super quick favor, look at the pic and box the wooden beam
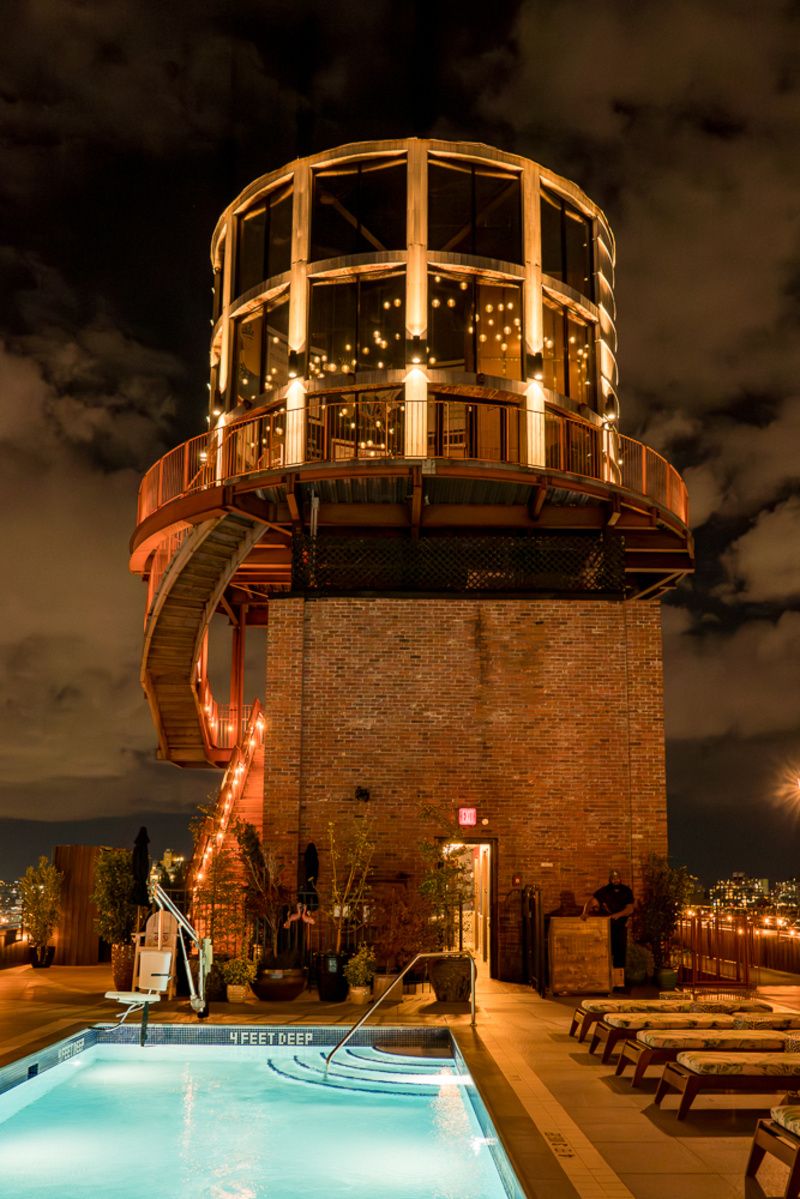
[528,484,548,520]
[410,468,423,536]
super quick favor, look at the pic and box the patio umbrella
[131,826,151,908]
[299,841,319,912]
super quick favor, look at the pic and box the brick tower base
[262,596,667,981]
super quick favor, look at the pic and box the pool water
[0,1042,517,1198]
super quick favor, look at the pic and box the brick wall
[260,596,667,980]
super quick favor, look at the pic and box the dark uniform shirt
[593,882,634,922]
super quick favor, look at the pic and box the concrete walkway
[0,964,795,1199]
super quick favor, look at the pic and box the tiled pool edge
[453,1027,581,1199]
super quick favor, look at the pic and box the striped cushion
[771,1105,800,1137]
[637,1029,786,1051]
[677,1052,800,1076]
[605,1013,737,1030]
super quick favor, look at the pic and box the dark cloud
[0,0,798,883]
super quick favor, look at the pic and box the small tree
[418,805,473,951]
[233,819,291,962]
[633,853,691,970]
[91,849,136,946]
[325,814,375,954]
[190,800,247,956]
[20,857,63,950]
[371,889,436,973]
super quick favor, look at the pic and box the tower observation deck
[130,140,693,980]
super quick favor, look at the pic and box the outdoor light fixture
[407,335,423,365]
[355,786,370,803]
[527,351,544,381]
[287,350,299,379]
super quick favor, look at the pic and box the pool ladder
[325,951,476,1070]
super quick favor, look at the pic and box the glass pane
[359,273,405,370]
[237,206,266,295]
[358,160,406,252]
[540,189,562,281]
[308,280,358,377]
[428,160,472,253]
[263,293,290,393]
[267,186,293,279]
[564,205,593,298]
[311,166,360,261]
[566,312,594,404]
[476,282,523,379]
[212,267,224,323]
[428,272,474,371]
[474,168,521,263]
[234,311,264,404]
[475,403,503,460]
[542,298,565,394]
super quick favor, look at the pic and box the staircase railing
[325,951,476,1070]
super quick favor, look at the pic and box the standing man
[581,869,635,992]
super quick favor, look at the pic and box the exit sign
[458,807,477,827]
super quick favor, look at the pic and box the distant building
[771,878,800,914]
[0,880,21,927]
[710,872,770,912]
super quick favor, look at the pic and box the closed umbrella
[300,842,319,912]
[131,826,151,914]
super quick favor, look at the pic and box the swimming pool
[0,1026,524,1198]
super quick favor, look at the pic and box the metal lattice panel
[292,533,625,595]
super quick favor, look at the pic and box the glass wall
[542,296,595,405]
[232,292,290,405]
[235,183,293,296]
[305,389,405,461]
[310,158,407,261]
[308,271,405,378]
[428,158,522,263]
[427,272,523,379]
[540,187,594,299]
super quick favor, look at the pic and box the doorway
[443,840,494,977]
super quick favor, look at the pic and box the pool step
[265,1049,457,1096]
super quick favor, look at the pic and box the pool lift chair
[104,883,213,1045]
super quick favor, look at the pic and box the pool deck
[2,964,798,1199]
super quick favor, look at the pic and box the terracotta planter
[111,943,135,991]
[251,968,307,1002]
[373,972,402,1005]
[225,983,249,1003]
[348,984,372,1005]
[429,956,472,1003]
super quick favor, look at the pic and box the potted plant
[318,815,375,1002]
[19,856,63,968]
[232,820,307,1001]
[221,955,256,1003]
[371,889,436,1005]
[190,801,248,958]
[343,944,376,1005]
[418,808,474,1002]
[633,854,690,991]
[91,848,137,989]
[624,941,653,988]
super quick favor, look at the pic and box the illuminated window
[236,183,293,296]
[232,292,290,405]
[540,188,594,299]
[429,159,522,263]
[542,296,595,405]
[308,272,405,377]
[310,159,407,261]
[427,272,523,380]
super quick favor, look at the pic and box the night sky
[1,1,798,884]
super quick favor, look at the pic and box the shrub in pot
[632,854,690,984]
[624,941,653,988]
[418,806,474,1002]
[371,889,436,1005]
[221,956,256,1003]
[344,944,376,1005]
[91,848,137,990]
[20,856,63,968]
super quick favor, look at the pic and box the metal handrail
[325,950,476,1070]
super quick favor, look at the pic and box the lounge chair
[654,1052,800,1120]
[746,1106,800,1199]
[568,998,771,1042]
[590,1012,743,1063]
[616,1027,794,1088]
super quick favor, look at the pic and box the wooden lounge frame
[746,1117,800,1199]
[589,1019,640,1062]
[617,1035,789,1089]
[654,1061,800,1121]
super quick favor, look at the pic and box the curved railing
[137,396,688,528]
